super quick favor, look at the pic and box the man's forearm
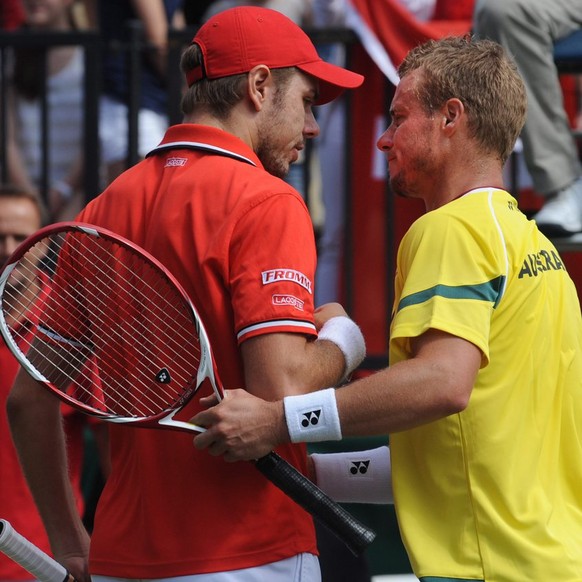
[6,370,89,560]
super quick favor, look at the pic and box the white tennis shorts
[91,552,321,581]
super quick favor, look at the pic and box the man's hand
[60,555,91,582]
[313,302,348,331]
[52,528,91,582]
[191,390,287,461]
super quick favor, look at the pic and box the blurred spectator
[0,184,108,581]
[97,0,185,184]
[202,0,312,24]
[5,0,88,221]
[474,0,582,237]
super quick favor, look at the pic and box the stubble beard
[256,140,289,179]
[256,111,291,179]
[390,146,434,199]
[390,171,414,199]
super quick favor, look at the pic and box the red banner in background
[347,0,472,73]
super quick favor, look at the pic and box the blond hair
[399,36,527,164]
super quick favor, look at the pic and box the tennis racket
[0,519,74,582]
[0,222,376,556]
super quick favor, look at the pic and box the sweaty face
[0,198,41,268]
[377,70,443,201]
[256,71,319,179]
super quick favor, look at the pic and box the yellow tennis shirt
[389,188,582,581]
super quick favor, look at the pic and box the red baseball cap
[186,6,364,104]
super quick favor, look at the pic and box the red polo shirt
[78,124,319,577]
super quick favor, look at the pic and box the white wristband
[283,388,342,443]
[317,316,366,380]
[311,446,393,504]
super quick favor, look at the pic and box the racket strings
[60,231,201,415]
[62,238,197,376]
[16,235,200,412]
[5,245,184,417]
[78,236,203,398]
[2,230,204,418]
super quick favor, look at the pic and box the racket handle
[254,452,376,555]
[0,520,74,582]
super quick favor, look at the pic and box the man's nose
[304,111,320,139]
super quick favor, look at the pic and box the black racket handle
[254,452,376,555]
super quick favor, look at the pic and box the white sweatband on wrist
[311,446,393,504]
[283,388,342,443]
[317,316,366,380]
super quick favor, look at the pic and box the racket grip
[254,452,376,556]
[0,519,74,582]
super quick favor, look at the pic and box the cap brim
[298,61,364,105]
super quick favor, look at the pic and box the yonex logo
[350,460,370,475]
[156,368,171,383]
[300,409,321,428]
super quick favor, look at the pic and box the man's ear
[442,98,464,129]
[247,64,273,112]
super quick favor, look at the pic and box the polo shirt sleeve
[229,192,318,343]
[390,211,506,367]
